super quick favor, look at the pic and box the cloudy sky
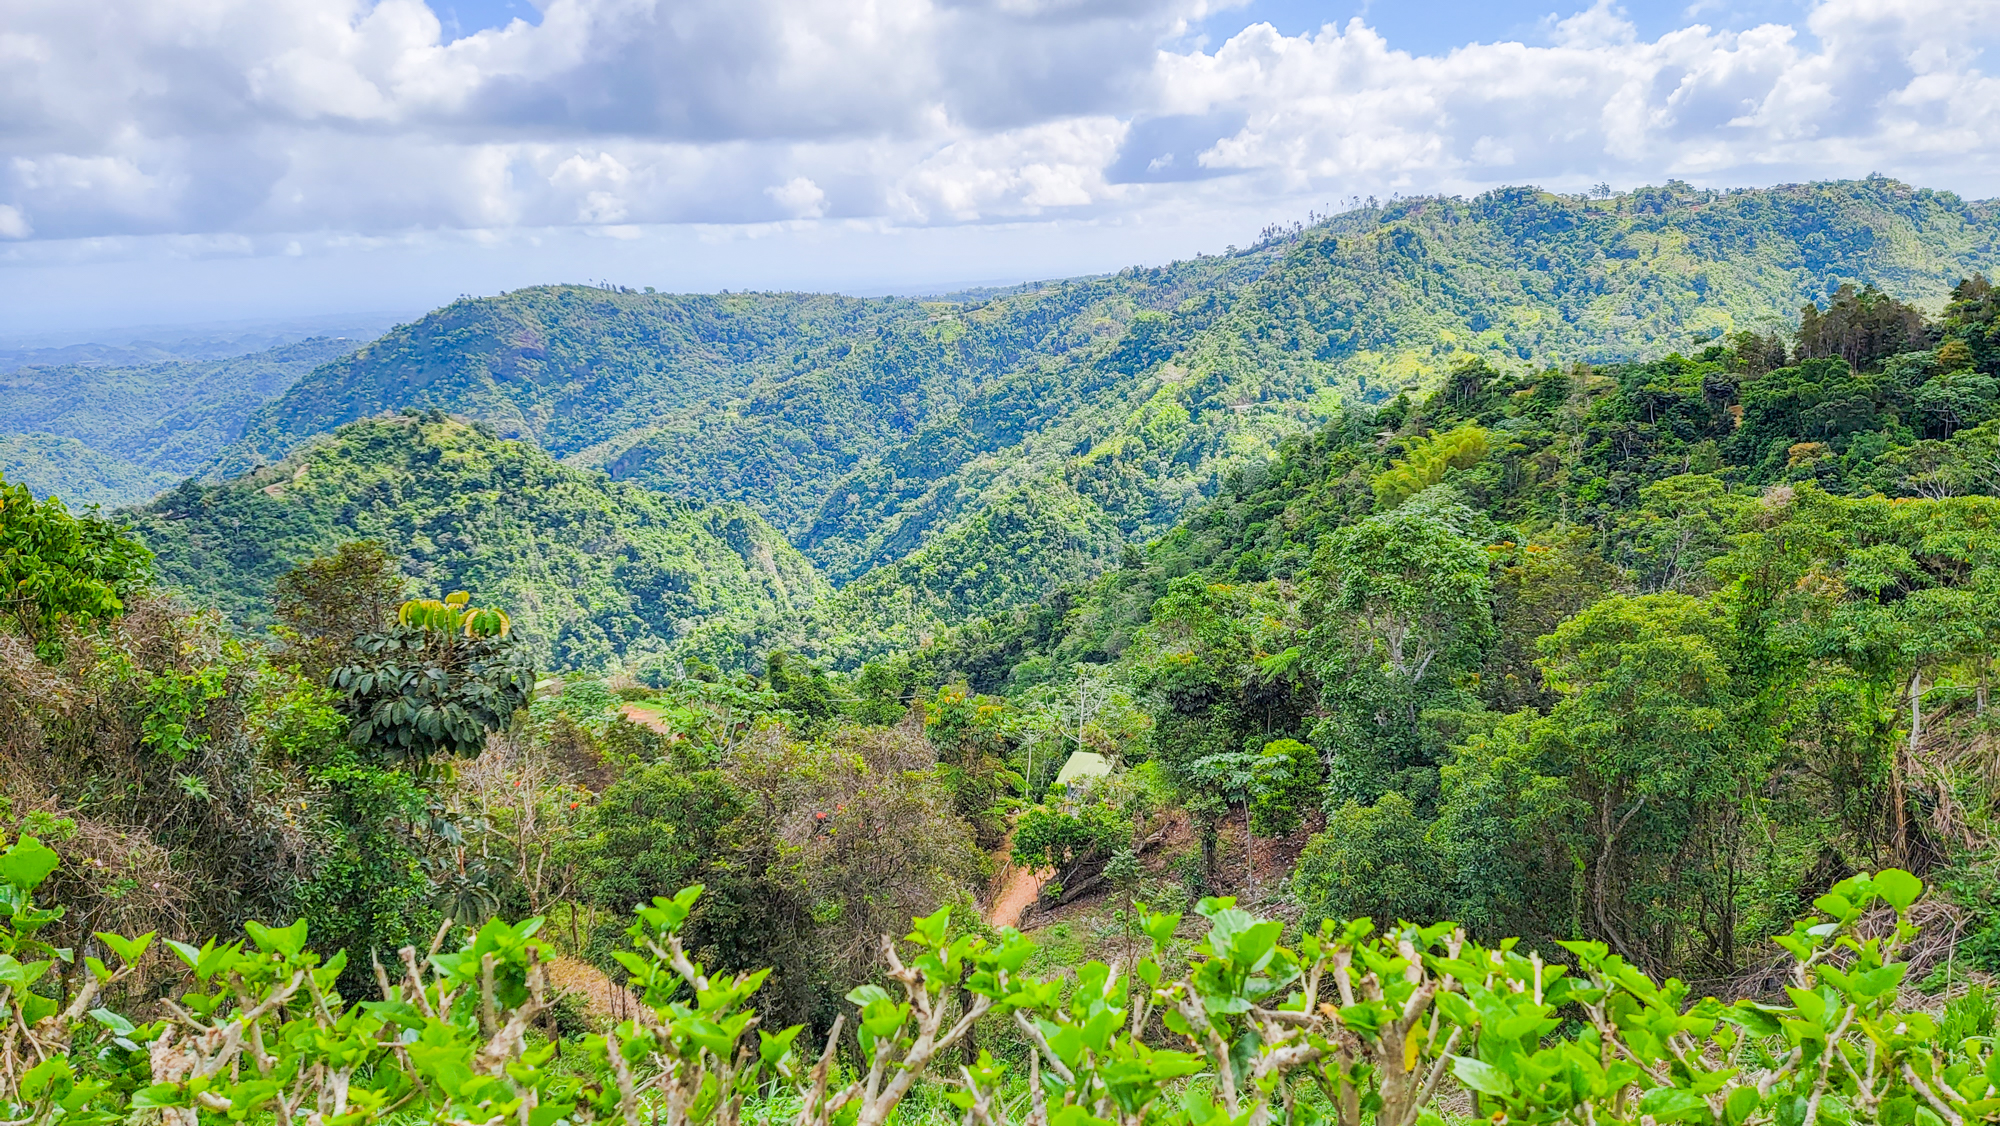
[3,0,1997,337]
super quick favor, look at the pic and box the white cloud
[1549,0,1637,49]
[1154,0,2000,195]
[767,177,828,219]
[0,0,1995,247]
[891,118,1128,221]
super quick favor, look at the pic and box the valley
[4,177,2000,1126]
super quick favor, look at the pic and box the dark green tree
[271,540,407,681]
[330,593,536,773]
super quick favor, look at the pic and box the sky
[2,0,1996,340]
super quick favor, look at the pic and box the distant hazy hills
[11,178,1999,668]
[0,312,406,374]
[0,338,364,507]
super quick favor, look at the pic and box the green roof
[1054,751,1112,786]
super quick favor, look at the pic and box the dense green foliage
[1,825,1993,1126]
[8,180,2000,1118]
[0,338,356,506]
[331,593,536,770]
[0,481,151,659]
[130,413,828,669]
[197,183,2000,656]
[0,500,999,1027]
[864,274,2000,980]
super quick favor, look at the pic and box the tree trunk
[1242,802,1259,895]
[1897,672,1919,863]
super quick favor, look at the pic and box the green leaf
[1874,869,1922,912]
[846,984,892,1007]
[907,906,951,947]
[95,931,155,966]
[1851,963,1908,999]
[759,1024,804,1066]
[244,919,308,958]
[1450,1055,1512,1097]
[1640,1087,1712,1124]
[89,1007,136,1036]
[0,836,61,892]
[19,1056,72,1102]
[164,939,202,970]
[131,1083,188,1110]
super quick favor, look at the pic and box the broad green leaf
[1640,1087,1712,1124]
[1450,1055,1512,1097]
[0,836,61,892]
[1874,869,1922,912]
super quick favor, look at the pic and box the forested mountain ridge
[222,258,1273,542]
[11,185,2000,1110]
[213,182,2000,622]
[816,180,2000,589]
[135,412,826,668]
[903,269,2000,699]
[707,182,1994,665]
[69,179,1987,675]
[0,336,361,506]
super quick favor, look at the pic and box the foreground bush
[0,830,1989,1126]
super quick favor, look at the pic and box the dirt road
[986,862,1044,929]
[620,703,670,733]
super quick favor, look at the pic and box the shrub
[0,831,1982,1126]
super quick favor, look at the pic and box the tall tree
[271,540,407,681]
[1305,489,1495,807]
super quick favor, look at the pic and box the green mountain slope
[0,337,360,506]
[824,180,2000,576]
[901,269,2000,698]
[224,266,1267,541]
[744,181,1995,659]
[769,476,1124,666]
[132,413,827,668]
[66,179,2000,668]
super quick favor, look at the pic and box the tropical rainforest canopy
[3,178,2000,1126]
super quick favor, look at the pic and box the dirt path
[546,955,642,1024]
[986,861,1045,929]
[620,702,670,734]
[984,821,1049,929]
